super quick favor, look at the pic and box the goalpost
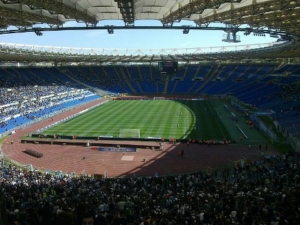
[119,129,140,138]
[153,97,165,100]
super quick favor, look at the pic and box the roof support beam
[115,0,134,25]
[18,0,97,24]
[162,0,242,24]
[0,3,62,26]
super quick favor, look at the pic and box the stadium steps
[213,64,226,79]
[6,68,33,84]
[226,65,239,79]
[155,81,159,93]
[273,64,300,74]
[187,65,214,93]
[150,65,153,81]
[214,65,242,92]
[41,67,66,84]
[192,64,202,80]
[237,83,269,102]
[119,67,137,94]
[291,65,300,74]
[137,66,143,80]
[182,64,190,80]
[213,65,250,94]
[163,75,170,94]
[135,81,144,93]
[201,66,229,94]
[100,66,126,92]
[236,65,252,80]
[100,66,110,79]
[222,66,275,95]
[113,66,123,80]
[112,66,133,93]
[171,80,178,93]
[88,67,102,81]
[24,68,48,84]
[193,64,220,94]
[125,66,134,81]
[57,68,107,96]
[243,65,269,83]
[217,65,235,82]
[13,68,40,85]
[187,80,200,94]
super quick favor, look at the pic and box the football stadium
[0,0,300,224]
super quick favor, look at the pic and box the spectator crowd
[0,83,98,134]
[0,150,299,225]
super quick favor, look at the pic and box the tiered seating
[258,99,286,110]
[170,65,208,94]
[1,64,300,138]
[202,65,246,95]
[65,67,97,87]
[265,75,300,138]
[178,65,212,94]
[119,66,140,94]
[102,66,132,93]
[1,150,300,225]
[273,64,300,74]
[0,67,101,135]
[138,65,156,93]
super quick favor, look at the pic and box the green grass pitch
[41,99,232,140]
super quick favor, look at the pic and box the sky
[0,20,277,51]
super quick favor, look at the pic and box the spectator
[0,150,299,224]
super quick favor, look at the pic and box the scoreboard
[158,61,178,75]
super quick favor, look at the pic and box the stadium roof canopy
[0,0,300,63]
[0,0,300,32]
[0,0,298,33]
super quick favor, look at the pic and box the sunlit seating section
[0,67,101,134]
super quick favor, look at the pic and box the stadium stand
[1,64,299,140]
[0,67,101,136]
[0,33,300,225]
[1,151,300,224]
[1,1,300,224]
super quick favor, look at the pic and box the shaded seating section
[237,77,299,139]
[209,65,275,103]
[201,65,251,95]
[272,63,300,74]
[262,81,300,139]
[119,66,147,94]
[55,64,280,97]
[174,65,211,94]
[65,66,129,94]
